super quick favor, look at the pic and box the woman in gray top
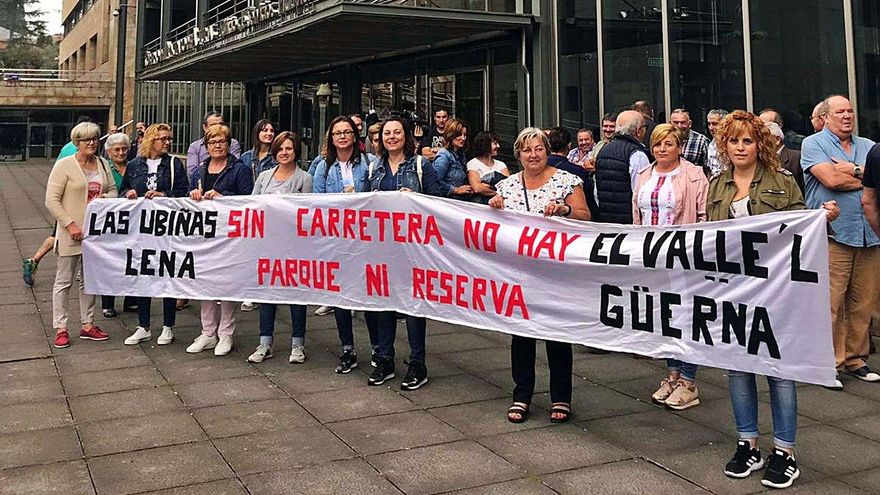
[248,131,314,364]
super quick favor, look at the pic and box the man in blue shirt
[801,95,880,388]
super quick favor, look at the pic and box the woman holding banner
[709,111,838,489]
[186,123,253,356]
[120,123,189,347]
[488,127,590,423]
[366,117,445,390]
[632,123,709,411]
[245,131,314,365]
[45,121,117,348]
[311,116,379,374]
[432,118,474,201]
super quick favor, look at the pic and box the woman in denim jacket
[239,119,277,183]
[311,116,380,374]
[366,117,445,391]
[432,118,474,200]
[120,123,189,347]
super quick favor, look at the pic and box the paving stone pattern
[1,162,879,494]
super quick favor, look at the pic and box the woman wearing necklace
[489,127,590,424]
[186,123,253,357]
[366,117,446,391]
[45,121,117,348]
[708,111,839,490]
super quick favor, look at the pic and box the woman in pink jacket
[632,123,709,411]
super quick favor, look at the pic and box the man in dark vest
[593,110,650,224]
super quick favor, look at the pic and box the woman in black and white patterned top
[489,127,590,425]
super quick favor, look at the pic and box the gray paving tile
[54,347,152,375]
[79,410,207,457]
[531,382,655,421]
[214,427,354,474]
[0,375,64,405]
[0,459,94,495]
[62,365,166,397]
[174,375,285,408]
[368,440,523,495]
[796,425,880,476]
[608,373,729,404]
[156,356,259,385]
[443,347,514,373]
[783,386,880,422]
[571,354,662,383]
[837,375,880,403]
[0,399,72,434]
[69,386,184,423]
[269,367,366,396]
[582,409,728,457]
[0,426,82,470]
[482,367,591,395]
[329,410,465,455]
[241,458,401,495]
[428,332,500,354]
[753,479,870,494]
[88,442,233,495]
[839,467,880,494]
[0,358,57,382]
[401,374,506,408]
[192,398,319,438]
[429,398,549,437]
[836,414,880,444]
[442,478,557,495]
[298,385,417,423]
[0,339,50,361]
[542,459,709,494]
[479,423,631,474]
[138,479,248,495]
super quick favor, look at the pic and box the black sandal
[507,402,530,423]
[550,402,571,423]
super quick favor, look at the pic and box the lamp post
[114,2,131,127]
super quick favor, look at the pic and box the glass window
[668,0,746,135]
[750,0,847,141]
[854,0,880,141]
[602,0,665,120]
[557,0,600,134]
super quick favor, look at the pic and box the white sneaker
[156,326,174,345]
[247,343,273,363]
[124,326,151,345]
[351,310,357,318]
[314,305,332,316]
[240,301,257,312]
[186,334,218,353]
[289,345,306,363]
[214,336,233,356]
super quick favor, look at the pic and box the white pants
[52,255,96,329]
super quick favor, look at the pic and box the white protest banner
[82,192,835,385]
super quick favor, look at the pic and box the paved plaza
[1,161,879,495]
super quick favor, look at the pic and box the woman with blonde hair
[710,110,839,489]
[121,123,189,347]
[45,121,117,348]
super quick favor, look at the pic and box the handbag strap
[520,172,531,212]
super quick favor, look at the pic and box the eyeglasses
[332,130,355,138]
[78,137,98,144]
[156,136,173,142]
[206,139,228,147]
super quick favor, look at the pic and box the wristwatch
[854,164,864,178]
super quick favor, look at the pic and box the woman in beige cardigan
[45,122,117,348]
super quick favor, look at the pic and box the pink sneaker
[80,326,110,341]
[54,330,70,348]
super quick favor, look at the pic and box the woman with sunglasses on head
[186,123,253,357]
[121,123,189,347]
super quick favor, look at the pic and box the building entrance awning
[138,1,534,82]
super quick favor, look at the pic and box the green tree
[0,0,58,69]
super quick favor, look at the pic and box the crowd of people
[28,94,880,490]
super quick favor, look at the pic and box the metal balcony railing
[0,68,100,83]
[141,0,528,69]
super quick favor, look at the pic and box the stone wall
[0,79,114,108]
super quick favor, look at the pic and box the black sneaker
[845,366,880,382]
[367,358,395,386]
[724,440,764,478]
[335,350,358,374]
[400,362,428,391]
[823,373,844,390]
[370,350,378,368]
[761,449,800,489]
[102,308,119,319]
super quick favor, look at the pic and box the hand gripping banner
[83,192,835,385]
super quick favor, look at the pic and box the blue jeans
[336,308,379,350]
[667,360,698,381]
[259,304,307,346]
[728,370,797,449]
[375,311,426,364]
[137,297,176,328]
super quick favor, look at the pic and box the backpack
[368,155,423,190]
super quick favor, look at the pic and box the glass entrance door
[429,70,487,132]
[28,124,49,159]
